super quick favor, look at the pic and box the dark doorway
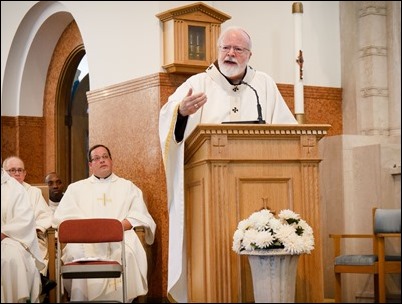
[56,50,89,185]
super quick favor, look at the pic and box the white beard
[219,59,247,79]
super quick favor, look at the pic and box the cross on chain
[97,193,112,206]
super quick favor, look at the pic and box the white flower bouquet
[232,208,315,255]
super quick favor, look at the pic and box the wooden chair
[329,207,401,302]
[33,184,57,303]
[33,183,50,203]
[56,218,127,303]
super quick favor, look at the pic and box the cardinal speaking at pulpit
[159,26,297,303]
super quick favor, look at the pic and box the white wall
[216,1,340,87]
[1,2,35,93]
[1,1,340,116]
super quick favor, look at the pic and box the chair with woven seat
[56,218,127,303]
[329,207,401,303]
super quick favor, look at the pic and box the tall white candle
[292,2,304,115]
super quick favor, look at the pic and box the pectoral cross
[97,193,112,206]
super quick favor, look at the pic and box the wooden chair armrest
[47,227,57,235]
[329,234,374,257]
[376,233,401,238]
[133,226,153,279]
[329,233,374,239]
[134,226,145,232]
[47,227,57,303]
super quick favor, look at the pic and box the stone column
[386,1,401,137]
[357,1,388,135]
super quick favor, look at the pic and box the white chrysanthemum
[253,230,275,249]
[274,224,294,243]
[237,218,251,231]
[278,209,300,221]
[243,229,260,251]
[232,229,245,253]
[282,229,315,254]
[249,209,273,231]
[232,208,315,255]
[268,217,282,232]
[298,219,313,234]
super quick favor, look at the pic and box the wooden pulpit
[184,123,330,303]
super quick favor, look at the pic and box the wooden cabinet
[156,2,231,74]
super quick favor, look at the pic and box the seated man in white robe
[53,144,156,303]
[44,171,64,214]
[1,168,46,303]
[2,156,56,295]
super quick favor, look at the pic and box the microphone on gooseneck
[241,81,266,124]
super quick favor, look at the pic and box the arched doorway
[1,6,89,185]
[45,21,89,185]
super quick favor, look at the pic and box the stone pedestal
[242,249,300,303]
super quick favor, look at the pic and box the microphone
[241,81,266,124]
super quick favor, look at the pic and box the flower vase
[241,249,300,303]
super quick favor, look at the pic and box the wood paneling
[184,124,330,302]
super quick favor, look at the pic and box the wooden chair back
[33,183,56,302]
[329,207,401,302]
[32,183,49,204]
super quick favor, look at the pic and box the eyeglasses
[219,45,250,55]
[90,154,110,162]
[6,168,25,174]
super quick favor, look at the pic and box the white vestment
[23,182,53,275]
[53,173,156,303]
[159,64,298,302]
[1,169,45,303]
[48,199,59,214]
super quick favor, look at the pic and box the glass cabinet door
[188,25,206,61]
